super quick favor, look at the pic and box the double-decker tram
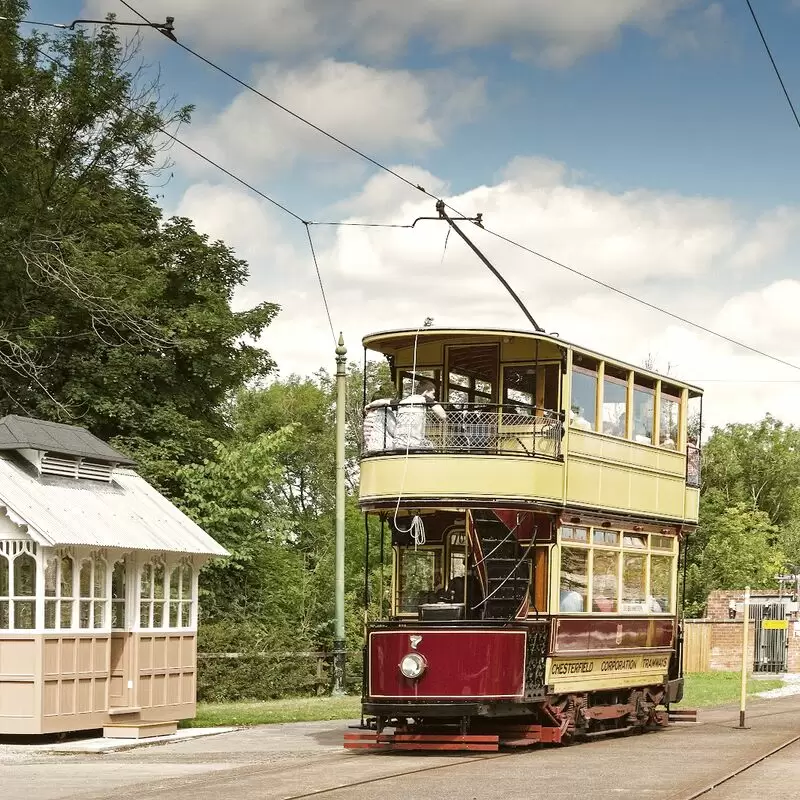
[346,327,703,752]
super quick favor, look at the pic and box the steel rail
[669,732,800,800]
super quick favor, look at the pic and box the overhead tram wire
[115,0,800,376]
[15,34,347,347]
[744,0,800,133]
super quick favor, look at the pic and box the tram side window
[571,359,597,431]
[559,548,588,612]
[592,550,619,612]
[660,385,680,449]
[396,548,442,614]
[632,378,655,445]
[649,555,672,613]
[602,366,628,437]
[622,553,647,613]
[503,366,535,415]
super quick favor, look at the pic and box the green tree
[0,8,277,489]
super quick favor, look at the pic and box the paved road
[3,698,800,800]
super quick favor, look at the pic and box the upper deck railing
[363,402,564,459]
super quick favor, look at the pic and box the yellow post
[739,586,750,728]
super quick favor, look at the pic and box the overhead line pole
[332,333,348,695]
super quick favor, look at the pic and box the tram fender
[667,678,684,704]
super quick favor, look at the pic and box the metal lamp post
[332,333,347,695]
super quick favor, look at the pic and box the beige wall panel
[139,636,153,671]
[167,672,181,704]
[139,674,151,706]
[43,680,59,716]
[77,678,92,713]
[61,638,76,674]
[110,636,125,665]
[360,455,564,503]
[181,673,195,704]
[43,639,60,675]
[153,636,167,670]
[94,637,109,669]
[566,459,601,506]
[181,636,196,668]
[0,638,35,675]
[600,465,629,506]
[77,638,93,673]
[168,637,180,665]
[93,677,106,712]
[153,673,167,706]
[109,674,123,697]
[60,679,75,714]
[568,430,685,477]
[0,680,35,716]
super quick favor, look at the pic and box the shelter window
[400,369,441,399]
[632,378,655,444]
[169,563,194,628]
[0,554,8,628]
[395,548,442,615]
[660,385,680,449]
[44,555,76,630]
[79,557,107,629]
[447,345,498,406]
[602,366,628,437]
[12,552,36,629]
[111,561,126,629]
[571,356,598,430]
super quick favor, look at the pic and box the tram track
[669,731,800,800]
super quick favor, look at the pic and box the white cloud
[90,0,692,66]
[179,60,485,178]
[172,157,800,428]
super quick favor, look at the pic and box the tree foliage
[0,6,277,488]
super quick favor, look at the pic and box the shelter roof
[0,415,136,465]
[0,456,227,556]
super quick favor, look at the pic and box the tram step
[479,538,519,558]
[485,561,529,579]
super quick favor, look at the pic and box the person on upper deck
[363,387,397,453]
[394,379,446,449]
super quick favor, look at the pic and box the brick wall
[683,588,800,673]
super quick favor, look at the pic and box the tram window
[660,385,680,448]
[503,366,535,415]
[593,529,620,546]
[559,548,588,612]
[651,535,673,551]
[449,531,467,588]
[447,345,498,405]
[592,551,619,612]
[687,393,702,447]
[400,369,441,399]
[602,367,628,437]
[623,533,646,549]
[650,555,672,613]
[396,549,442,614]
[561,526,588,543]
[632,379,655,444]
[571,364,597,430]
[622,553,647,612]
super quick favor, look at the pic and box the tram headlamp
[399,652,427,680]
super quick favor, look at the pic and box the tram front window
[649,555,672,613]
[396,548,442,614]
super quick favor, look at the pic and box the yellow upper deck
[359,328,702,524]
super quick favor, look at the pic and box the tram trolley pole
[738,586,751,729]
[332,333,348,695]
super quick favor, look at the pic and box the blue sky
[21,1,800,425]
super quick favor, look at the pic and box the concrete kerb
[32,726,239,755]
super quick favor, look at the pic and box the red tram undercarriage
[345,620,696,752]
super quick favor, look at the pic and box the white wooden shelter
[0,415,227,736]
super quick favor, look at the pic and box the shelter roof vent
[41,454,115,482]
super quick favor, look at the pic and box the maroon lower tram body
[345,617,689,752]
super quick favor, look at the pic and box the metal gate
[751,600,789,673]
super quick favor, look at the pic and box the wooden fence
[682,621,712,672]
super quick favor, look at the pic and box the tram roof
[362,327,703,395]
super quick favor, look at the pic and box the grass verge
[184,672,785,728]
[681,671,783,707]
[182,695,362,728]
